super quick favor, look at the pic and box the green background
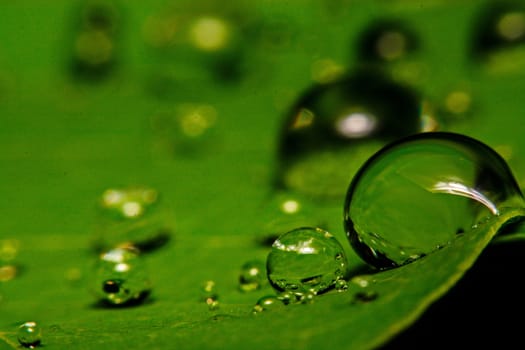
[1,0,524,349]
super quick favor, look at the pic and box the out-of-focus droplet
[266,227,348,296]
[252,295,285,314]
[0,239,20,262]
[239,259,266,292]
[92,186,173,253]
[90,247,151,306]
[202,280,220,310]
[69,0,121,81]
[344,132,525,269]
[276,70,424,199]
[0,265,18,282]
[150,103,218,157]
[356,19,419,63]
[255,192,319,245]
[17,321,42,348]
[142,2,254,90]
[470,2,525,72]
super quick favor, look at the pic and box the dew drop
[252,295,285,314]
[17,321,42,348]
[276,70,424,199]
[356,19,419,63]
[92,186,173,253]
[90,247,151,306]
[239,259,266,292]
[344,132,525,269]
[266,227,348,296]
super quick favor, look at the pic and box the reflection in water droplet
[344,132,525,269]
[92,186,173,253]
[252,295,285,314]
[17,321,42,348]
[356,19,419,62]
[276,70,424,199]
[90,247,151,306]
[266,227,348,296]
[239,259,266,292]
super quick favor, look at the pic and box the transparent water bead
[266,227,348,296]
[90,247,151,305]
[344,132,525,269]
[92,186,172,253]
[17,321,42,348]
[276,70,424,199]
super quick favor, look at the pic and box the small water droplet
[252,295,285,314]
[276,70,424,199]
[17,321,42,348]
[356,19,419,63]
[239,259,266,292]
[266,227,348,295]
[201,280,220,310]
[0,239,20,261]
[344,132,525,269]
[92,186,173,253]
[90,247,151,306]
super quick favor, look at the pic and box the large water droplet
[90,247,151,306]
[266,227,348,296]
[276,70,424,199]
[17,321,42,348]
[92,186,173,253]
[344,132,525,269]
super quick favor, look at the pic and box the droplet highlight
[266,227,348,296]
[344,132,525,269]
